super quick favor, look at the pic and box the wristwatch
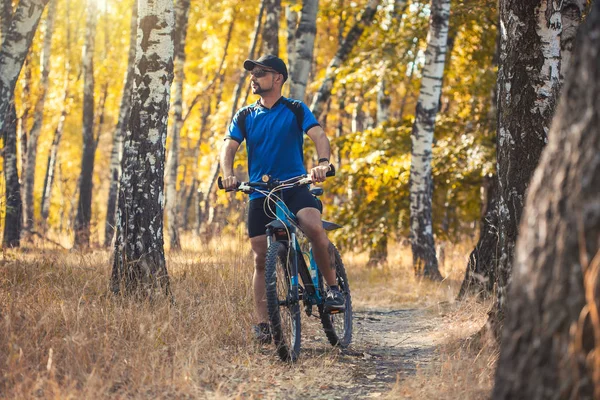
[318,157,329,165]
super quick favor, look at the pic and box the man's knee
[250,235,268,271]
[253,251,266,270]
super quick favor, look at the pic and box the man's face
[249,68,278,95]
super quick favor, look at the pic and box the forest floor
[0,236,496,399]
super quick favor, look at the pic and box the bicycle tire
[319,244,353,348]
[265,241,301,362]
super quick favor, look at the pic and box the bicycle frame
[265,194,324,315]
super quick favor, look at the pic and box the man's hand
[310,164,331,183]
[222,175,239,190]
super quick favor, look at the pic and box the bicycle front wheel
[265,241,301,362]
[319,244,353,348]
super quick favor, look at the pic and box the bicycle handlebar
[218,164,336,193]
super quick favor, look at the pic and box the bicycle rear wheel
[319,244,353,348]
[265,241,301,362]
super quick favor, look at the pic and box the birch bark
[560,0,586,80]
[491,0,564,333]
[104,0,137,246]
[493,4,600,397]
[73,0,97,247]
[164,0,190,250]
[0,0,49,135]
[289,0,318,101]
[0,0,49,248]
[40,0,71,223]
[262,0,280,56]
[285,4,298,75]
[22,0,56,233]
[111,0,174,296]
[408,0,450,280]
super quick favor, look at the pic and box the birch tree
[408,0,450,280]
[22,0,56,234]
[0,0,50,248]
[0,0,49,137]
[493,4,600,397]
[285,4,298,75]
[111,0,174,296]
[73,0,97,247]
[41,0,71,223]
[560,0,587,80]
[262,0,280,56]
[310,0,380,120]
[288,0,318,101]
[164,0,190,251]
[3,103,20,248]
[202,3,264,226]
[104,0,137,246]
[491,0,564,333]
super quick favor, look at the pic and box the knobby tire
[265,241,301,362]
[319,244,353,347]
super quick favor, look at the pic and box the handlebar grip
[326,164,336,177]
[218,176,241,192]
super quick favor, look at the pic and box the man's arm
[220,138,241,189]
[306,126,331,182]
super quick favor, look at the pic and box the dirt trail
[249,306,446,400]
[316,308,442,399]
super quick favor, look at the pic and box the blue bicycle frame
[265,193,325,313]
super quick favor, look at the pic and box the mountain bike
[218,170,353,362]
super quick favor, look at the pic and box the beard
[251,81,270,95]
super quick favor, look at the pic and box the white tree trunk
[73,0,97,247]
[22,0,56,233]
[289,0,318,101]
[111,0,174,296]
[492,0,564,332]
[560,0,586,80]
[493,3,600,397]
[408,0,450,280]
[41,0,71,223]
[165,0,190,251]
[104,0,137,246]
[0,0,49,133]
[0,0,49,248]
[376,77,390,125]
[285,4,298,77]
[262,0,281,56]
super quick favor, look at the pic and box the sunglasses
[250,68,278,78]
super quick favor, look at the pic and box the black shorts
[247,186,322,238]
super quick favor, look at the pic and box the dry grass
[387,296,498,400]
[0,235,495,399]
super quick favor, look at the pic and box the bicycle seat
[322,220,342,231]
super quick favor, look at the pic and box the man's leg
[250,234,269,323]
[296,207,336,285]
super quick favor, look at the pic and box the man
[220,55,344,344]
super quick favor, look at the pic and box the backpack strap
[280,98,305,133]
[235,105,255,140]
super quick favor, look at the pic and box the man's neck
[259,93,282,109]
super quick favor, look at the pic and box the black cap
[244,55,288,82]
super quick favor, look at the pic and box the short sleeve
[225,110,245,143]
[301,102,320,133]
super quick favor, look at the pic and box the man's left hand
[310,164,330,183]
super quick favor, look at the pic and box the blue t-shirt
[226,97,320,199]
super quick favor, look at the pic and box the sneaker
[324,287,345,314]
[253,322,272,345]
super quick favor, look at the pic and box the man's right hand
[222,175,239,190]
